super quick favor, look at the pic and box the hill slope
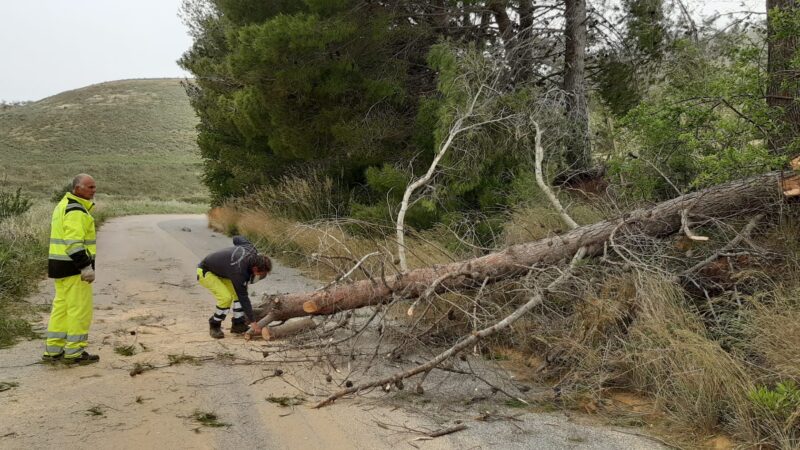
[0,79,206,202]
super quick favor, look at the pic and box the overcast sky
[0,0,766,103]
[0,0,191,102]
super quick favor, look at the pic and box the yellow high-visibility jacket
[48,192,96,279]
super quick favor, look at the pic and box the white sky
[0,0,192,102]
[0,0,767,103]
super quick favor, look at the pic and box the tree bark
[563,0,591,171]
[260,317,316,341]
[253,171,784,326]
[766,0,800,154]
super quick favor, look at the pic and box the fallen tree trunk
[253,171,784,327]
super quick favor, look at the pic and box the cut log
[253,171,785,327]
[260,317,316,341]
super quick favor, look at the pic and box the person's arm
[63,209,92,270]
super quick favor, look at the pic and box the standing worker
[42,174,99,365]
[197,236,271,338]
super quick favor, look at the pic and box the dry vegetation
[208,177,800,448]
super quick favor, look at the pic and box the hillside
[0,79,206,202]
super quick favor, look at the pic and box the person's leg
[197,268,235,338]
[62,275,95,363]
[227,281,248,333]
[43,278,68,360]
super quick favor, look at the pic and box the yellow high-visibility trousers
[197,268,238,323]
[44,274,93,358]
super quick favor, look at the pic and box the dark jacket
[198,236,261,322]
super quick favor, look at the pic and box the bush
[747,381,800,446]
[0,188,32,221]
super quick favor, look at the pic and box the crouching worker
[197,236,271,339]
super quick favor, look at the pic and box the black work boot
[41,352,64,364]
[63,351,100,365]
[230,322,249,334]
[209,323,224,339]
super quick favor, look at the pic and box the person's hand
[249,321,262,335]
[80,266,95,283]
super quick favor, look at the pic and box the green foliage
[748,381,800,416]
[180,0,435,204]
[596,0,669,116]
[748,380,800,444]
[0,235,46,304]
[596,58,641,117]
[0,188,32,221]
[265,395,305,407]
[609,35,785,200]
[114,345,137,356]
[0,381,19,392]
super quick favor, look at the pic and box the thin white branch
[317,252,381,292]
[396,85,488,272]
[680,209,709,242]
[531,119,579,231]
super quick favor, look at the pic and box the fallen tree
[252,171,785,330]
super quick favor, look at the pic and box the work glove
[80,266,95,283]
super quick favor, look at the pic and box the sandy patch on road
[0,215,666,449]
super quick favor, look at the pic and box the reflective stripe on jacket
[48,192,96,279]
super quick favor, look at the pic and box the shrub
[747,381,800,447]
[0,188,32,221]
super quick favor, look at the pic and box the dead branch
[313,247,587,408]
[680,213,765,279]
[531,118,579,230]
[681,208,709,242]
[313,292,545,408]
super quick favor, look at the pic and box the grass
[191,410,229,428]
[92,198,208,225]
[0,204,50,347]
[207,205,456,282]
[114,345,137,357]
[265,395,305,407]
[0,79,206,202]
[504,398,528,408]
[85,406,105,417]
[167,354,204,366]
[129,362,155,377]
[0,381,19,392]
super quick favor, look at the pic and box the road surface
[0,214,666,449]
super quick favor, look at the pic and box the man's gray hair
[72,173,91,190]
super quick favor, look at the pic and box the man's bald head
[72,174,96,200]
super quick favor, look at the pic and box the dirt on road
[0,214,667,449]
